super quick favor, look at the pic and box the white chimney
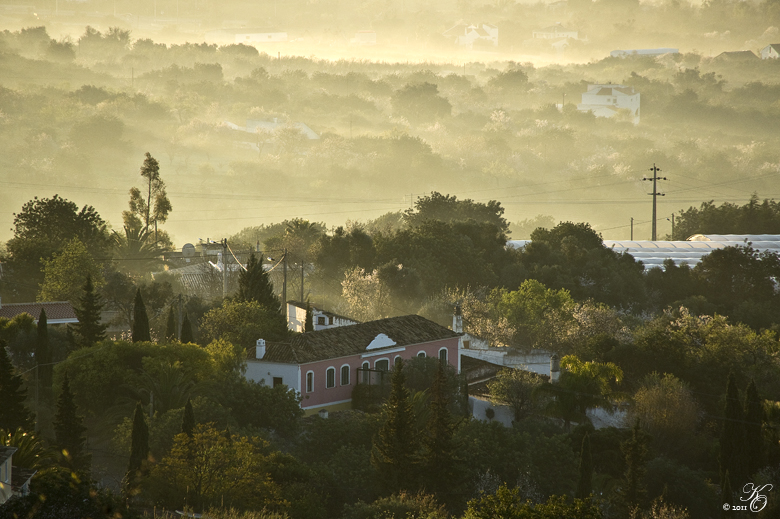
[550,353,560,383]
[256,339,266,359]
[452,304,463,333]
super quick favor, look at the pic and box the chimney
[550,353,560,383]
[452,304,463,333]
[256,339,266,359]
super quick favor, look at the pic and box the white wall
[246,361,300,393]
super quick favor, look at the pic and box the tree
[165,305,177,341]
[126,401,149,497]
[720,373,747,487]
[744,379,763,477]
[182,397,195,437]
[181,312,194,343]
[38,238,104,303]
[464,485,602,519]
[576,433,593,500]
[200,300,288,348]
[37,308,52,393]
[124,152,172,247]
[721,470,732,519]
[372,359,420,494]
[391,83,451,123]
[3,195,109,301]
[404,191,509,234]
[0,339,34,432]
[621,418,648,512]
[487,368,544,422]
[53,373,90,472]
[132,288,151,343]
[237,251,280,312]
[70,273,107,349]
[493,280,575,347]
[304,300,313,332]
[422,362,461,505]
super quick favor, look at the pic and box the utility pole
[630,217,633,240]
[282,248,287,309]
[221,238,228,299]
[300,262,305,302]
[643,164,667,241]
[667,214,675,239]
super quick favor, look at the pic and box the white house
[0,447,14,505]
[205,28,287,45]
[761,43,780,59]
[351,30,377,45]
[577,84,640,124]
[533,23,578,40]
[443,23,498,48]
[286,301,359,333]
[610,48,678,58]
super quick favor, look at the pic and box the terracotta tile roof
[262,315,459,364]
[0,302,78,323]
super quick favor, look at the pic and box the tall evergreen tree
[576,432,593,499]
[36,308,53,393]
[721,470,733,519]
[126,401,149,496]
[422,362,460,504]
[180,313,194,344]
[237,251,280,312]
[371,359,420,494]
[131,288,151,343]
[621,418,648,512]
[181,398,195,437]
[721,372,746,487]
[304,300,313,332]
[744,379,764,477]
[165,305,177,341]
[70,274,107,349]
[0,340,35,432]
[54,373,90,472]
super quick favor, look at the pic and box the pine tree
[423,362,460,504]
[37,308,53,393]
[371,359,420,493]
[165,305,177,341]
[132,288,151,343]
[181,398,195,437]
[744,379,764,477]
[721,373,746,487]
[180,312,194,343]
[70,274,107,349]
[621,418,648,511]
[237,251,280,312]
[722,470,733,519]
[54,373,90,472]
[576,432,593,499]
[0,340,35,432]
[304,300,313,332]
[126,401,149,495]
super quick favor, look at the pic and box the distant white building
[205,28,287,45]
[761,43,780,59]
[533,23,577,40]
[577,84,640,124]
[351,30,377,45]
[443,22,498,48]
[286,301,359,333]
[610,48,678,58]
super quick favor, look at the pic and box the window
[317,316,326,325]
[361,361,370,383]
[341,365,350,385]
[273,377,283,388]
[463,340,471,349]
[394,355,402,368]
[417,351,426,358]
[326,367,336,388]
[375,359,389,372]
[439,348,448,364]
[306,371,314,392]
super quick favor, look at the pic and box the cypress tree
[722,470,733,519]
[304,300,313,332]
[180,313,194,344]
[37,308,53,393]
[70,274,107,349]
[576,432,594,499]
[131,288,151,343]
[621,418,648,511]
[744,379,764,477]
[54,373,90,472]
[165,305,177,341]
[0,339,35,432]
[237,251,280,312]
[720,373,746,487]
[126,401,149,494]
[423,362,460,504]
[181,398,195,437]
[371,359,420,493]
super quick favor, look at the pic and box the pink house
[245,315,461,414]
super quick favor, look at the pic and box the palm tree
[112,224,167,275]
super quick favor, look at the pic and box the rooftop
[0,301,77,324]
